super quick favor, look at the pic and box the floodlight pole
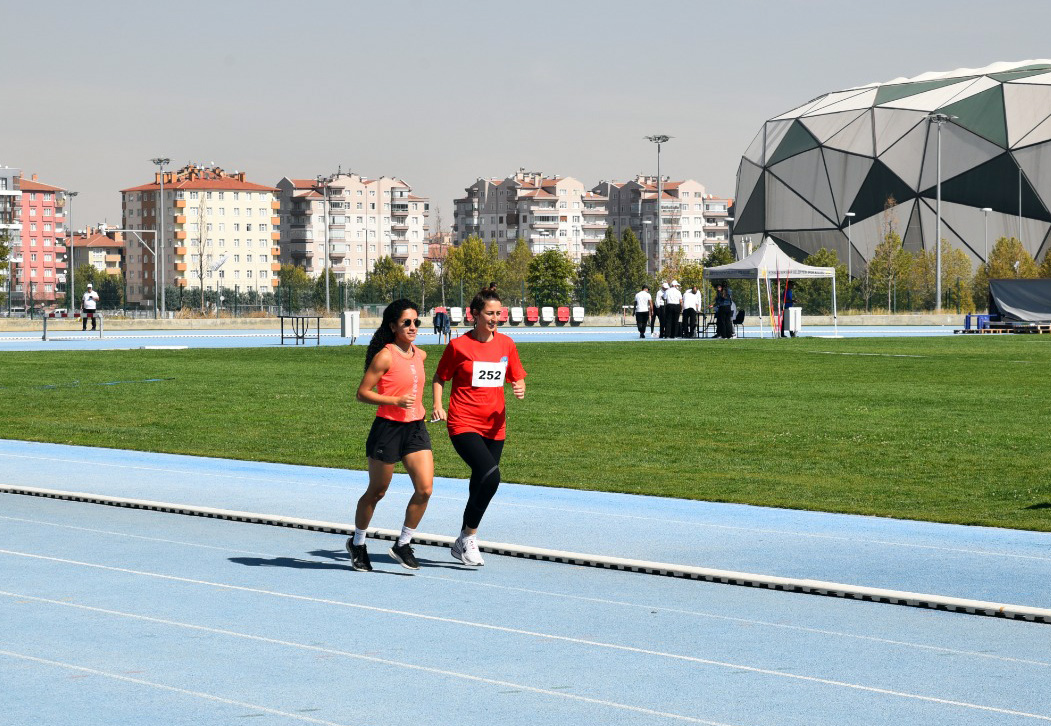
[845,212,855,278]
[150,157,170,317]
[981,207,992,263]
[646,135,671,276]
[317,174,330,313]
[927,114,954,314]
[110,228,158,315]
[66,191,77,310]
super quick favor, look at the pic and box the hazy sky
[5,0,1051,230]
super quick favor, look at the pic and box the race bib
[471,360,506,387]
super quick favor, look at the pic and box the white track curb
[3,485,1049,624]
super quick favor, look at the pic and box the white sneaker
[451,535,484,566]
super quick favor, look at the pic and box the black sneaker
[389,542,420,570]
[346,537,373,572]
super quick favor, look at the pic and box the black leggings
[450,432,504,530]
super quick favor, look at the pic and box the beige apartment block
[454,170,731,268]
[453,171,595,260]
[275,173,430,281]
[121,164,281,308]
[592,176,732,272]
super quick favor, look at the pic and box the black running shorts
[365,417,432,464]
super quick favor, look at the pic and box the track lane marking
[0,648,353,726]
[0,593,733,726]
[3,549,1050,720]
[2,450,1048,562]
[3,512,1049,668]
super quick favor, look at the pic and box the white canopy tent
[703,237,838,338]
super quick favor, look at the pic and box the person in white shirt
[664,280,683,338]
[81,283,100,331]
[633,285,653,339]
[682,285,700,338]
[655,282,668,338]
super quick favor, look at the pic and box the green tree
[1039,252,1051,278]
[971,236,1038,309]
[582,271,614,314]
[444,236,499,300]
[910,240,976,312]
[363,256,409,304]
[589,226,648,310]
[409,260,441,311]
[276,263,312,312]
[502,240,533,305]
[867,230,913,312]
[313,268,339,310]
[796,248,848,315]
[527,249,576,307]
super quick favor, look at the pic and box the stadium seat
[498,306,509,323]
[449,307,463,325]
[465,309,474,324]
[525,307,539,324]
[571,306,585,324]
[556,306,570,324]
[540,306,555,324]
[509,307,524,324]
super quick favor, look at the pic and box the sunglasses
[399,318,421,328]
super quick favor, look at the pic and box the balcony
[270,246,281,256]
[582,207,608,215]
[271,262,282,271]
[330,244,348,257]
[174,215,186,224]
[532,221,559,230]
[175,231,188,240]
[175,200,187,209]
[175,262,188,272]
[271,232,281,240]
[391,244,409,258]
[391,222,409,230]
[582,222,607,230]
[704,208,728,217]
[702,224,727,232]
[176,278,188,287]
[391,205,409,215]
[174,246,188,255]
[530,205,557,213]
[105,254,121,263]
[271,200,281,210]
[271,216,280,225]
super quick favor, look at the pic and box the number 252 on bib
[472,361,506,387]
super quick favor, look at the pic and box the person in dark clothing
[780,281,796,338]
[713,283,734,339]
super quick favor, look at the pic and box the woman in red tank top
[348,299,433,572]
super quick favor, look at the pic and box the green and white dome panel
[733,60,1051,268]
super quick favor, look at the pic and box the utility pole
[645,135,672,276]
[150,157,170,318]
[66,191,78,310]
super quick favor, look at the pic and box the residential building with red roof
[452,170,589,259]
[275,172,430,281]
[121,164,281,309]
[69,226,125,277]
[14,173,69,306]
[592,176,732,272]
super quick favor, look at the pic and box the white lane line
[3,450,1048,562]
[3,549,1050,720]
[0,648,352,726]
[810,351,929,358]
[0,593,733,725]
[3,512,1049,669]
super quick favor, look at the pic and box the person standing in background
[664,280,683,338]
[633,285,653,339]
[81,283,100,331]
[655,282,668,338]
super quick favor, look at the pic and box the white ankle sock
[353,528,367,546]
[397,526,415,546]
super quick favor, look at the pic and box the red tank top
[376,343,425,422]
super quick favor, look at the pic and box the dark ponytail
[364,299,419,371]
[468,287,501,316]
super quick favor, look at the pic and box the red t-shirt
[434,331,526,440]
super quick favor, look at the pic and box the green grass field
[1,336,1048,531]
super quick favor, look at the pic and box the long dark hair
[364,299,419,371]
[469,287,501,316]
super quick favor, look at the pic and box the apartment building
[0,167,21,307]
[69,225,125,277]
[275,173,430,281]
[453,170,731,268]
[16,174,69,304]
[121,164,281,309]
[452,171,595,259]
[592,176,732,271]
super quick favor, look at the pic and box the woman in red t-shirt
[348,299,433,573]
[432,288,526,566]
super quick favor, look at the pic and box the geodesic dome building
[732,60,1051,271]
